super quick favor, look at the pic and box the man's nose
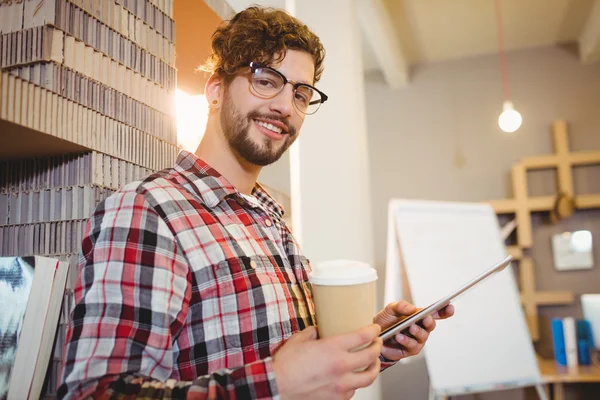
[268,83,294,117]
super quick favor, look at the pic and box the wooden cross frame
[487,120,600,340]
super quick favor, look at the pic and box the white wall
[292,0,374,265]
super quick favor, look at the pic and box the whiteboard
[384,199,542,397]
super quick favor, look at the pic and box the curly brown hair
[200,6,326,84]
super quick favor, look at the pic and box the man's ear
[205,73,224,108]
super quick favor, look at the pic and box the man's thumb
[293,326,318,342]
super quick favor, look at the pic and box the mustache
[247,111,295,136]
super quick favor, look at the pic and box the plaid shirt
[59,150,394,400]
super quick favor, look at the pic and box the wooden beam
[519,257,539,340]
[553,121,574,197]
[520,152,600,169]
[576,194,600,209]
[491,121,593,343]
[521,155,560,169]
[356,0,409,88]
[488,196,554,213]
[512,164,533,248]
[579,0,600,64]
[488,199,517,214]
[570,151,600,166]
[500,219,518,240]
[506,246,523,260]
[534,291,575,305]
[528,196,555,212]
[490,195,598,213]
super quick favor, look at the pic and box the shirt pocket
[212,255,293,352]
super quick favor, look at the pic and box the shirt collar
[174,150,285,218]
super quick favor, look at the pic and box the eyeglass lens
[251,67,323,114]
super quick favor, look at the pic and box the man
[59,6,453,400]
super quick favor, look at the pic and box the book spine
[563,317,579,369]
[551,318,567,366]
[576,319,593,366]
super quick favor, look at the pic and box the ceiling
[220,0,600,86]
[361,0,600,87]
[363,0,594,68]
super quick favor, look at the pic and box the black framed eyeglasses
[248,62,328,115]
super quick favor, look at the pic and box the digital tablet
[379,255,513,342]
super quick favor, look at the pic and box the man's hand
[373,301,455,362]
[273,324,383,400]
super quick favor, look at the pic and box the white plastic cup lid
[309,259,377,286]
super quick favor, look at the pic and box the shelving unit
[486,120,600,340]
[0,0,178,396]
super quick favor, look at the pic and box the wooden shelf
[1,119,89,161]
[485,121,600,342]
[538,357,600,384]
[537,356,600,400]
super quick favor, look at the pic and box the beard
[220,91,297,166]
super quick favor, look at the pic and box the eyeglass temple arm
[310,93,328,105]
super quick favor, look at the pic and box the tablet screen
[379,255,513,342]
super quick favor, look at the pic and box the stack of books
[0,256,69,400]
[0,0,178,397]
[0,152,155,258]
[551,317,595,368]
[0,0,178,170]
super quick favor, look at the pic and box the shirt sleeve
[379,354,398,372]
[58,189,279,400]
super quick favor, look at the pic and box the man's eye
[295,92,309,104]
[256,78,276,88]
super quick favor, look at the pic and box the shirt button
[265,219,272,227]
[250,260,258,269]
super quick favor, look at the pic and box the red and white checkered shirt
[58,151,317,399]
[59,150,395,399]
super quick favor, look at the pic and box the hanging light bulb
[495,0,522,133]
[498,101,522,133]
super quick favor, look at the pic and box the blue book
[578,340,591,365]
[576,319,594,366]
[551,318,567,366]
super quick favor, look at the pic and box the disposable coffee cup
[309,260,378,344]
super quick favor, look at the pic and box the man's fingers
[343,390,356,400]
[346,337,383,371]
[443,304,455,318]
[387,300,418,317]
[331,324,381,351]
[353,356,381,385]
[273,326,317,355]
[374,301,420,327]
[338,356,381,392]
[421,316,436,332]
[381,344,408,361]
[433,304,455,320]
[407,324,430,344]
[395,335,421,354]
[292,326,318,342]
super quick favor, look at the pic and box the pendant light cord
[495,0,511,102]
